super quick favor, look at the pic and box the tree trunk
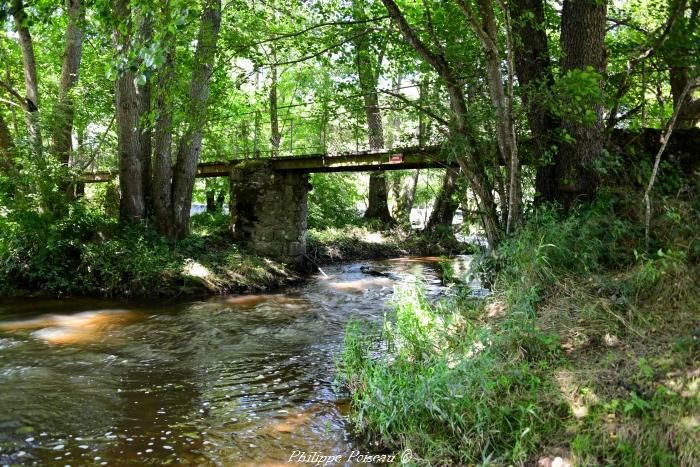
[427,168,459,230]
[362,90,391,223]
[137,16,153,213]
[216,190,225,211]
[460,0,521,231]
[393,170,419,224]
[269,64,281,156]
[10,0,42,156]
[0,113,15,170]
[152,38,175,237]
[556,0,607,208]
[508,0,558,203]
[670,68,700,129]
[114,0,146,223]
[666,0,700,129]
[170,0,222,239]
[354,21,392,224]
[206,190,216,212]
[51,0,84,167]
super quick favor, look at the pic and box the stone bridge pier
[229,161,311,266]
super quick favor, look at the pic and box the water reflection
[0,257,473,465]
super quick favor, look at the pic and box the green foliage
[550,67,605,128]
[0,203,172,295]
[0,201,290,296]
[338,285,566,464]
[308,173,364,229]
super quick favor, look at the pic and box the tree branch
[380,0,455,84]
[240,15,390,49]
[644,78,695,250]
[379,88,450,127]
[0,80,28,110]
[265,29,372,66]
[606,0,688,135]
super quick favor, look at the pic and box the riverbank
[338,193,700,465]
[307,225,474,264]
[0,211,473,298]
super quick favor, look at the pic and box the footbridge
[84,145,456,265]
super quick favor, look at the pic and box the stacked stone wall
[229,162,310,264]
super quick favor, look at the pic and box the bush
[308,173,364,229]
[0,200,292,296]
[0,203,176,295]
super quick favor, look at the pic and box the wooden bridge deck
[83,145,455,183]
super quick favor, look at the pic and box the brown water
[0,257,475,466]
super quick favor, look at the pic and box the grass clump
[338,285,567,464]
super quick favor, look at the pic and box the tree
[10,0,41,156]
[555,0,607,207]
[51,0,84,167]
[353,1,393,225]
[426,167,459,230]
[507,0,558,203]
[663,0,700,129]
[113,0,148,222]
[380,0,502,246]
[115,0,222,238]
[456,0,521,232]
[163,0,222,238]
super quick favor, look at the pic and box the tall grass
[338,285,566,464]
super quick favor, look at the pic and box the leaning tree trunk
[508,0,559,204]
[459,0,521,232]
[556,0,607,208]
[11,0,42,156]
[171,0,222,239]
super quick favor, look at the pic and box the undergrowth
[0,206,293,297]
[337,185,700,465]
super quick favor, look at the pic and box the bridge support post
[229,161,311,265]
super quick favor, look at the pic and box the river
[0,257,476,466]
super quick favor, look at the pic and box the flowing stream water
[0,257,476,466]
